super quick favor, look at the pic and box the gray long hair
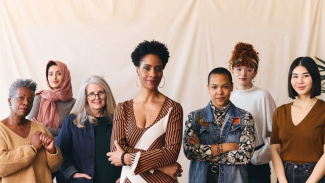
[71,75,116,128]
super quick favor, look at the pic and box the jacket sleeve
[218,112,255,165]
[55,115,79,179]
[111,103,183,175]
[0,129,36,177]
[183,113,213,161]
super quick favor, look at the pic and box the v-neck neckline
[0,121,33,139]
[289,99,319,127]
[131,97,168,131]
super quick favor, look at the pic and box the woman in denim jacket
[183,67,255,183]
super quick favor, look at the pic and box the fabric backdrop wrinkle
[1,0,325,182]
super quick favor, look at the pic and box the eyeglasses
[87,91,106,101]
[233,67,255,74]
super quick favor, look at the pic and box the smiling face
[136,54,163,90]
[47,65,63,89]
[291,65,313,97]
[86,83,106,116]
[207,73,233,109]
[232,65,257,90]
[8,87,35,118]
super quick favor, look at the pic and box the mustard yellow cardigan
[0,121,63,183]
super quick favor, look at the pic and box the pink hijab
[36,61,73,128]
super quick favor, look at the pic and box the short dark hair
[208,67,233,85]
[131,40,170,69]
[46,61,57,78]
[288,57,321,99]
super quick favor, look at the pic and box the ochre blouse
[271,99,325,164]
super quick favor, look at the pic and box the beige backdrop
[1,0,325,182]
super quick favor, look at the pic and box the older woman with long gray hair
[0,79,62,183]
[56,75,121,183]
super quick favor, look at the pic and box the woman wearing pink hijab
[27,60,75,183]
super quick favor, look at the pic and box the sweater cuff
[46,146,61,159]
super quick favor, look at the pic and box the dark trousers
[247,162,271,183]
[282,161,325,183]
[206,164,219,183]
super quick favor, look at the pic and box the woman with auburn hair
[271,57,325,183]
[107,40,183,183]
[56,75,121,183]
[229,42,276,183]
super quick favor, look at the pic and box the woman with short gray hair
[0,79,63,183]
[56,75,121,183]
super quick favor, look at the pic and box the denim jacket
[183,101,255,183]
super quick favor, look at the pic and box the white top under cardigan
[230,85,276,165]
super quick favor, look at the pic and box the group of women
[0,40,323,183]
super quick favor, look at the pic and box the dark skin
[1,87,56,153]
[107,54,183,180]
[187,74,239,161]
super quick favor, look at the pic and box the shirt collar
[210,102,230,116]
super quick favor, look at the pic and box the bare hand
[116,178,120,183]
[209,157,216,162]
[40,133,56,154]
[73,173,91,179]
[107,140,125,166]
[222,143,239,153]
[187,133,199,145]
[31,117,39,123]
[30,131,42,150]
[157,162,183,180]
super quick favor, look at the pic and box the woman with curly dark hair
[107,40,183,183]
[229,42,276,183]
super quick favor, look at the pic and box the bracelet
[29,144,37,153]
[216,144,220,156]
[121,152,128,166]
[220,144,223,154]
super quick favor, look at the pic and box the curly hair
[131,40,170,69]
[9,79,37,98]
[229,42,260,71]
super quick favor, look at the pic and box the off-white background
[1,0,325,182]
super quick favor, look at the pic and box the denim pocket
[226,124,241,143]
[199,127,209,144]
[230,124,241,132]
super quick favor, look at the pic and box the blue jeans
[282,161,325,183]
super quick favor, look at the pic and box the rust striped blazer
[111,97,183,183]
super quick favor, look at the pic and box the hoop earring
[159,76,165,88]
[136,76,139,87]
